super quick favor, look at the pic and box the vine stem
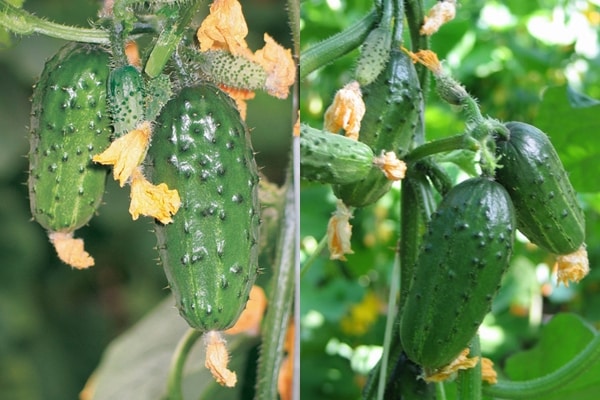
[483,332,600,399]
[300,9,377,80]
[300,234,327,278]
[404,134,478,163]
[0,0,109,43]
[165,328,204,400]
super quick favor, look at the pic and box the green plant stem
[300,9,377,80]
[254,175,296,400]
[403,0,430,92]
[436,381,448,400]
[165,328,204,400]
[483,333,600,399]
[0,0,109,43]
[405,134,478,163]
[300,234,327,278]
[457,335,482,400]
[286,0,300,57]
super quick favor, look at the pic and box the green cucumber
[149,84,260,331]
[400,177,515,371]
[495,121,585,254]
[28,42,111,234]
[334,48,422,207]
[300,124,375,185]
[354,5,393,86]
[108,64,145,136]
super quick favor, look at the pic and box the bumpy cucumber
[300,124,375,185]
[495,121,585,254]
[108,65,146,135]
[355,24,392,86]
[29,42,111,233]
[150,84,260,331]
[400,178,515,371]
[334,48,422,207]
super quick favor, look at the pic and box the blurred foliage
[300,0,600,398]
[0,0,292,399]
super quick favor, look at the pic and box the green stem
[403,0,430,92]
[0,0,109,43]
[436,381,448,400]
[300,234,327,278]
[404,134,478,163]
[165,328,204,400]
[300,9,377,80]
[254,175,296,400]
[457,335,482,400]
[483,333,600,399]
[286,0,300,57]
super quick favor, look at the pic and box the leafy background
[0,0,292,399]
[300,0,600,398]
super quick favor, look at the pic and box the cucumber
[400,177,515,371]
[149,84,260,331]
[334,48,422,207]
[107,65,146,136]
[495,121,585,255]
[28,42,111,234]
[300,124,375,185]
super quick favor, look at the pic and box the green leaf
[89,296,257,400]
[534,85,600,193]
[504,313,600,399]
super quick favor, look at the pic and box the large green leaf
[503,313,600,399]
[89,296,258,400]
[535,85,600,193]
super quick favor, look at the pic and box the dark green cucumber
[334,48,422,207]
[107,65,146,136]
[495,121,585,254]
[28,42,111,233]
[150,84,260,331]
[300,124,376,185]
[400,178,515,371]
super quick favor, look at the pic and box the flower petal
[327,201,354,260]
[197,0,251,57]
[49,231,94,269]
[254,34,296,99]
[324,81,365,140]
[205,331,237,387]
[129,169,181,224]
[555,245,589,287]
[424,348,479,382]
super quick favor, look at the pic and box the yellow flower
[225,285,267,336]
[196,0,252,58]
[49,231,94,269]
[481,357,498,385]
[421,0,457,36]
[373,151,407,181]
[254,34,296,99]
[340,291,381,336]
[93,122,152,187]
[402,47,443,75]
[555,245,589,287]
[327,200,354,261]
[424,348,479,382]
[205,331,237,387]
[129,168,181,224]
[324,81,365,140]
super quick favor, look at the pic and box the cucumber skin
[334,49,422,207]
[400,178,515,371]
[29,42,111,233]
[300,124,375,185]
[150,84,260,331]
[108,65,145,136]
[495,121,585,254]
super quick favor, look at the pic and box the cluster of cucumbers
[28,39,260,332]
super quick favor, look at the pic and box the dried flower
[49,231,94,269]
[129,168,181,224]
[225,285,267,336]
[93,122,152,187]
[327,200,354,260]
[324,81,365,140]
[481,357,498,384]
[197,0,252,58]
[205,331,237,387]
[373,151,407,181]
[555,245,589,287]
[254,34,296,99]
[424,348,479,382]
[421,0,457,36]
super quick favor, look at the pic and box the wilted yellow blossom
[197,0,252,58]
[205,331,237,387]
[421,0,457,36]
[424,348,479,382]
[327,201,354,261]
[555,245,589,287]
[402,47,443,75]
[324,81,365,140]
[373,151,407,181]
[254,34,296,99]
[93,122,152,187]
[49,231,94,269]
[225,285,267,336]
[481,357,498,384]
[129,168,181,224]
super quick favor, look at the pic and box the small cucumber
[495,121,585,255]
[400,177,515,371]
[107,65,146,136]
[28,42,111,233]
[300,124,375,185]
[334,48,422,207]
[149,84,260,331]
